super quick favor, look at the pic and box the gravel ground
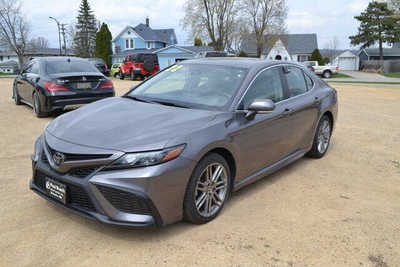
[0,78,399,267]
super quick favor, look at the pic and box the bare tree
[182,0,238,51]
[28,37,49,51]
[227,17,250,54]
[0,0,29,68]
[325,36,340,63]
[241,0,287,57]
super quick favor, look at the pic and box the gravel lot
[1,78,399,267]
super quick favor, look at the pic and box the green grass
[332,73,353,78]
[0,73,14,76]
[380,73,400,78]
[329,81,400,85]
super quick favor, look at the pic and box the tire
[32,92,48,118]
[13,84,21,105]
[130,70,136,80]
[119,69,125,80]
[306,115,332,158]
[323,71,332,79]
[114,72,120,79]
[183,153,231,224]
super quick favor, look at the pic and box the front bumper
[30,135,196,227]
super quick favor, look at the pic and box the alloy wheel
[317,119,331,154]
[195,163,228,218]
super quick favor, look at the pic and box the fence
[360,60,400,73]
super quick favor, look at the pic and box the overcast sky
[23,0,372,50]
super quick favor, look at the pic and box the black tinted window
[45,60,99,74]
[31,62,39,74]
[240,67,284,109]
[305,74,314,90]
[285,67,307,97]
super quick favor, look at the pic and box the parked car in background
[120,53,160,80]
[87,58,110,76]
[110,62,123,78]
[13,57,115,117]
[303,61,338,78]
[196,51,228,58]
[30,59,337,227]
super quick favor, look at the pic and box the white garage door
[339,57,356,71]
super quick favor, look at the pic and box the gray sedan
[30,58,338,226]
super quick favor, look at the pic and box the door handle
[282,108,294,117]
[313,96,321,105]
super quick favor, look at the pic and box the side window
[304,74,314,90]
[31,62,39,74]
[240,67,285,109]
[285,67,307,97]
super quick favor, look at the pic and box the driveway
[328,70,400,83]
[1,78,400,266]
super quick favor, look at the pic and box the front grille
[34,171,96,212]
[96,185,153,215]
[41,148,108,178]
[45,144,111,161]
[69,166,99,178]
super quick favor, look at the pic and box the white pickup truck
[303,61,338,78]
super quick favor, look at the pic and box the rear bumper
[42,91,115,112]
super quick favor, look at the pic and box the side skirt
[233,149,306,191]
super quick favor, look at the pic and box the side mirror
[246,99,275,119]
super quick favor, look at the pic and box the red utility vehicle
[119,53,160,80]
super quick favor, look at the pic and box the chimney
[146,17,150,27]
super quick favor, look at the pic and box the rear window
[205,52,228,57]
[45,59,100,74]
[132,54,158,63]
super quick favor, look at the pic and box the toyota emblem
[53,152,65,165]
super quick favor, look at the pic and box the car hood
[46,97,218,152]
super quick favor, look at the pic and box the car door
[231,66,292,179]
[18,64,33,101]
[280,66,319,153]
[23,61,41,103]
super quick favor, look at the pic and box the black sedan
[13,57,115,117]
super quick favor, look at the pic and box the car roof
[35,56,89,62]
[181,57,304,70]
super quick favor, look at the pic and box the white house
[241,34,318,62]
[333,50,359,71]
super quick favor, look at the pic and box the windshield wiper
[151,100,190,109]
[124,95,154,104]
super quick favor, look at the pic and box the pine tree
[73,0,97,58]
[94,23,112,66]
[350,2,400,61]
[310,49,324,65]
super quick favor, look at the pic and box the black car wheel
[114,72,121,79]
[183,153,231,224]
[130,70,136,80]
[13,84,21,105]
[307,115,332,158]
[32,92,48,118]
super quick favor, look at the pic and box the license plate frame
[76,82,91,89]
[45,178,67,204]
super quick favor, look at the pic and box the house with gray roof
[241,34,318,62]
[111,19,214,69]
[359,48,400,61]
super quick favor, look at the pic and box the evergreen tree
[350,2,400,61]
[238,51,248,57]
[194,38,203,46]
[310,49,324,65]
[95,23,112,66]
[73,0,97,58]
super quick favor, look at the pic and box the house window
[8,56,10,60]
[125,39,134,49]
[297,55,309,62]
[147,42,151,49]
[130,39,134,49]
[0,56,3,61]
[126,39,129,49]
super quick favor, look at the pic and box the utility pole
[49,16,62,55]
[60,24,67,55]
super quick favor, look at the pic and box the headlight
[104,145,185,170]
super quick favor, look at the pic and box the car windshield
[45,59,100,74]
[126,64,248,110]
